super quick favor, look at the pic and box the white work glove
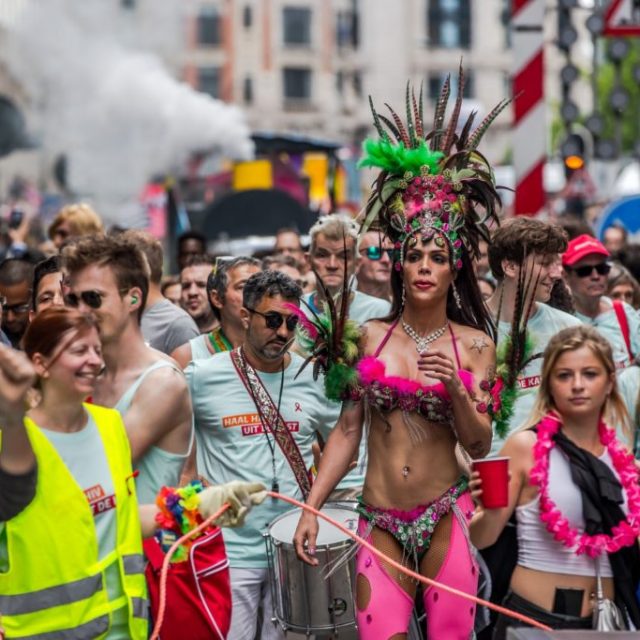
[199,481,268,527]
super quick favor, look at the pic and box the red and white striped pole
[512,0,545,216]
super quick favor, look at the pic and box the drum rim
[266,502,357,543]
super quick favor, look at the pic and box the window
[283,67,312,102]
[427,0,471,49]
[198,67,221,98]
[243,76,253,104]
[198,6,221,47]
[283,7,312,46]
[353,71,363,98]
[243,5,252,28]
[428,70,474,103]
[336,9,359,48]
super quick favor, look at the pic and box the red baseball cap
[562,234,610,267]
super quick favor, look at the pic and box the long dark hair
[383,246,496,340]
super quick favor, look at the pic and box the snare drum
[264,504,358,634]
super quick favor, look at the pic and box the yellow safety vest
[0,403,148,639]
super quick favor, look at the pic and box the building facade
[182,0,514,164]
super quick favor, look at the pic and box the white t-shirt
[492,303,582,454]
[187,351,341,568]
[575,297,640,371]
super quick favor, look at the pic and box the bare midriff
[362,408,462,510]
[510,565,613,617]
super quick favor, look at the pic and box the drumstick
[269,491,554,633]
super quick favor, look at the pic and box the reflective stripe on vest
[122,553,145,575]
[0,574,102,616]
[131,596,148,620]
[17,615,109,640]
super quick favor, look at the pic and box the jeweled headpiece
[359,67,509,271]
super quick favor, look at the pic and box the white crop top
[516,447,628,578]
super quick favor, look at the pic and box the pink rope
[149,493,552,637]
[268,491,552,633]
[149,504,230,640]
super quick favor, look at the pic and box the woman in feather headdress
[293,70,506,639]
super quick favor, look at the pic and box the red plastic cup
[472,457,509,509]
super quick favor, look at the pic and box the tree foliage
[596,38,640,153]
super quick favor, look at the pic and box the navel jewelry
[402,318,448,354]
[402,465,410,478]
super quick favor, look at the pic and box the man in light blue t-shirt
[486,218,581,452]
[564,234,640,371]
[187,270,341,640]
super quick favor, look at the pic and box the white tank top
[516,447,628,577]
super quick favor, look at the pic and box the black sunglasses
[64,290,105,309]
[361,246,395,261]
[568,262,612,278]
[246,307,299,331]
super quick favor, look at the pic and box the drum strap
[231,347,313,499]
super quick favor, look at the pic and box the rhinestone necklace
[401,318,448,354]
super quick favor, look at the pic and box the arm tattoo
[470,337,490,354]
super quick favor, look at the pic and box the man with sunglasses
[62,236,194,504]
[563,234,640,370]
[356,230,393,302]
[305,214,390,325]
[0,258,34,348]
[186,270,340,640]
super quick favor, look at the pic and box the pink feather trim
[284,302,318,339]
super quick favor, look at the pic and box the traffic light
[560,132,588,218]
[560,132,586,179]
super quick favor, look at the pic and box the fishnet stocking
[420,511,453,579]
[370,526,418,598]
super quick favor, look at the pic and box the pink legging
[355,493,477,640]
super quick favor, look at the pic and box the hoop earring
[451,281,462,309]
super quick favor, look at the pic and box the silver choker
[401,318,448,354]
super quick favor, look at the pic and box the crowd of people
[2,78,640,640]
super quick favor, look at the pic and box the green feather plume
[294,308,362,403]
[325,362,359,402]
[491,332,536,439]
[359,138,444,177]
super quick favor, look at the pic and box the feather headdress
[359,66,509,272]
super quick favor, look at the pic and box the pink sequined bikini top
[353,319,475,425]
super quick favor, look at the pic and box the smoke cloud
[8,0,253,222]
